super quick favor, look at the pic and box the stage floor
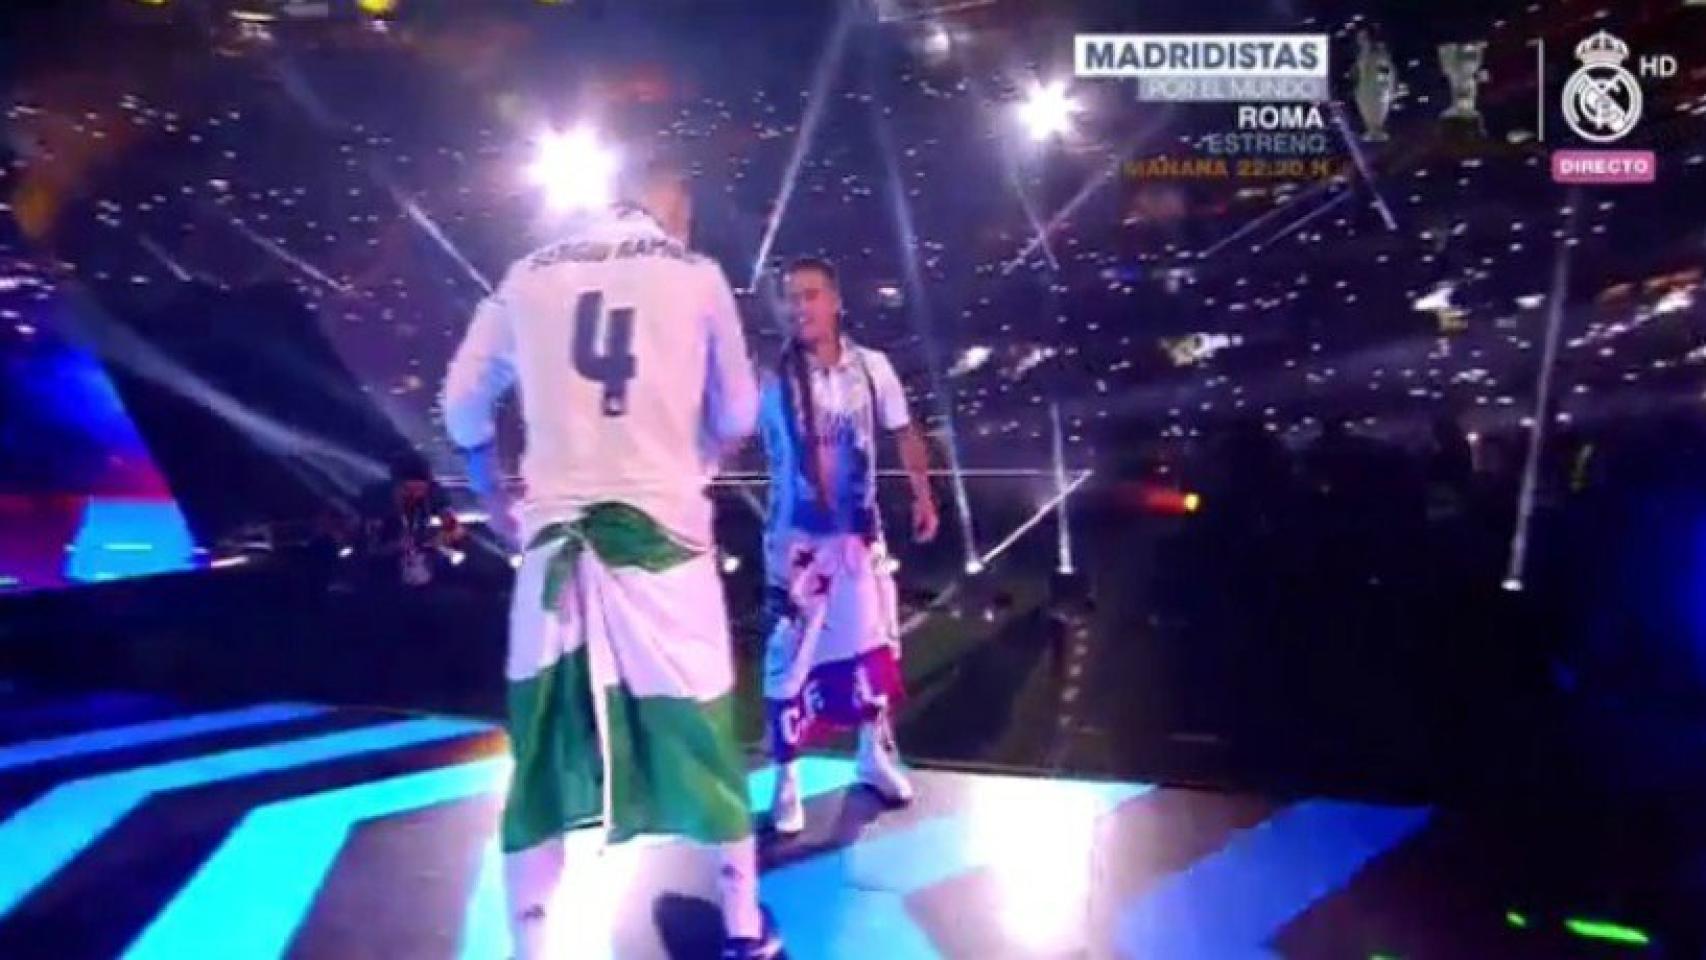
[0,689,1666,959]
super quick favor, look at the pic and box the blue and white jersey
[758,338,910,540]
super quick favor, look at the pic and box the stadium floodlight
[527,126,619,212]
[1017,80,1078,142]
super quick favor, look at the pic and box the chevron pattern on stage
[0,688,1644,959]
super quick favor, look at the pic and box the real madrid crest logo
[1562,31,1644,143]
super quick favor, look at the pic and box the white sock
[503,829,604,959]
[859,713,894,761]
[503,840,564,960]
[775,760,799,796]
[714,837,764,940]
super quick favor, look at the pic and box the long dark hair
[778,337,829,508]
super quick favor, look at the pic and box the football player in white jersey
[443,158,781,960]
[758,256,939,835]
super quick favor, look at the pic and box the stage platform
[0,689,1670,959]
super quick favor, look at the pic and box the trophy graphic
[1437,41,1488,134]
[1353,31,1398,141]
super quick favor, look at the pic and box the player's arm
[756,377,792,582]
[442,294,519,547]
[703,265,759,456]
[871,351,939,543]
[895,424,938,543]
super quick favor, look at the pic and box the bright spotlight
[356,0,397,14]
[337,546,354,560]
[1183,492,1202,514]
[920,24,953,61]
[1017,81,1078,142]
[965,559,986,576]
[720,554,742,575]
[527,126,619,212]
[1502,578,1524,593]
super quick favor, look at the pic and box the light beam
[1051,402,1075,575]
[976,469,1094,571]
[748,6,854,290]
[1505,194,1578,590]
[867,55,978,568]
[225,216,349,293]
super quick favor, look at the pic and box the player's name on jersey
[528,236,702,270]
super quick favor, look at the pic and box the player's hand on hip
[912,495,940,544]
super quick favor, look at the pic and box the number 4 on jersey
[572,290,637,417]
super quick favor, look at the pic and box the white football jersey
[442,206,757,547]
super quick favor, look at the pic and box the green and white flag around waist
[502,502,750,852]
